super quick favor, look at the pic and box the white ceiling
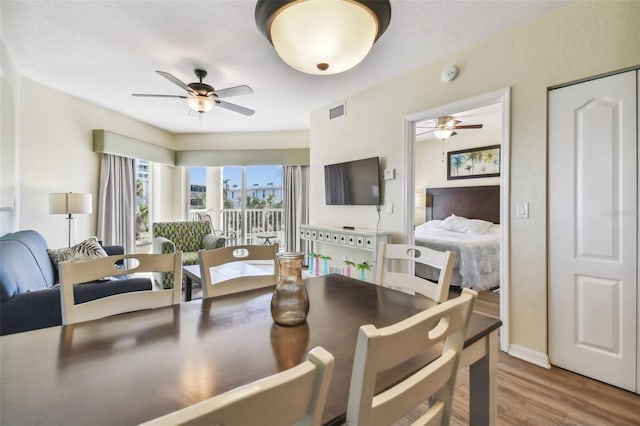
[1,0,568,134]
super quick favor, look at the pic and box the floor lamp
[49,192,92,247]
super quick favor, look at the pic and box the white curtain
[97,154,136,253]
[283,165,309,254]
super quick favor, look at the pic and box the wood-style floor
[402,290,640,425]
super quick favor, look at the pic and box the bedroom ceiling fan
[132,69,255,116]
[416,116,483,139]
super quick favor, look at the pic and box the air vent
[329,103,345,120]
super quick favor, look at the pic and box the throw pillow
[48,236,108,266]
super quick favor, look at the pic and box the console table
[299,224,391,272]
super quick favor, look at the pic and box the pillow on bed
[415,220,442,232]
[438,214,468,231]
[456,219,494,235]
[438,215,494,235]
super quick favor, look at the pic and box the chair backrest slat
[198,244,279,298]
[346,289,477,426]
[375,242,455,303]
[139,346,334,426]
[60,252,183,325]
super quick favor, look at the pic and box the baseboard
[508,344,551,369]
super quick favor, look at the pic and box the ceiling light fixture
[255,0,391,75]
[186,95,215,113]
[434,128,454,139]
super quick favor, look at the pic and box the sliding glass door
[186,165,284,246]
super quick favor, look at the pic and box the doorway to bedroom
[403,88,511,351]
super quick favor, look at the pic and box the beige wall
[415,128,501,225]
[415,128,502,190]
[309,1,640,355]
[10,78,174,248]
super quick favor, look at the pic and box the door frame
[402,87,511,352]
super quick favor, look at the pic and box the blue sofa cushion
[0,230,55,301]
[0,229,153,336]
[0,277,151,335]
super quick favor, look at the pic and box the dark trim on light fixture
[255,0,391,75]
[255,0,391,44]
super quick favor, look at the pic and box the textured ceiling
[1,0,568,134]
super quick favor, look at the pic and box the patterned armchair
[152,221,226,289]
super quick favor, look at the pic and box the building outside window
[135,159,151,250]
[188,167,207,209]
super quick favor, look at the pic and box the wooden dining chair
[198,244,279,298]
[375,242,455,303]
[140,346,334,426]
[346,288,477,426]
[59,252,183,325]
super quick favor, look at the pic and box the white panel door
[549,70,637,392]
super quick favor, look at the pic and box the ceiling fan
[132,69,255,116]
[416,115,483,139]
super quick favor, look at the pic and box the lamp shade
[49,193,92,215]
[255,0,391,75]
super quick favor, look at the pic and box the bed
[415,185,500,291]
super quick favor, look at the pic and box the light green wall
[175,130,309,150]
[310,1,640,355]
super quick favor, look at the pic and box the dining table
[0,274,501,425]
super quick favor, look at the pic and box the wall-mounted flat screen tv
[324,156,381,205]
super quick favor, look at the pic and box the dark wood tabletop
[0,274,501,425]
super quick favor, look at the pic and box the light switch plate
[383,169,395,180]
[516,202,529,218]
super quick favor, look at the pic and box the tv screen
[324,156,381,205]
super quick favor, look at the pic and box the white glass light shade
[187,95,215,113]
[270,0,379,75]
[49,193,92,215]
[434,129,454,140]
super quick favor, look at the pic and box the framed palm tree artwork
[447,144,500,180]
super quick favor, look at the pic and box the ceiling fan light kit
[255,0,391,75]
[187,95,215,113]
[434,128,455,139]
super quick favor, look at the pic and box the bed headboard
[425,185,500,224]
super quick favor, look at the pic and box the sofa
[0,230,152,335]
[152,221,226,289]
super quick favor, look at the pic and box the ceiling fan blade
[217,100,255,116]
[132,93,187,98]
[416,129,435,136]
[453,124,483,129]
[451,131,458,136]
[214,85,254,98]
[156,71,195,94]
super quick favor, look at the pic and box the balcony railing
[189,208,285,246]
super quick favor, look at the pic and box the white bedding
[414,219,500,291]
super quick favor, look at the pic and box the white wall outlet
[383,169,395,180]
[516,202,529,218]
[385,202,393,214]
